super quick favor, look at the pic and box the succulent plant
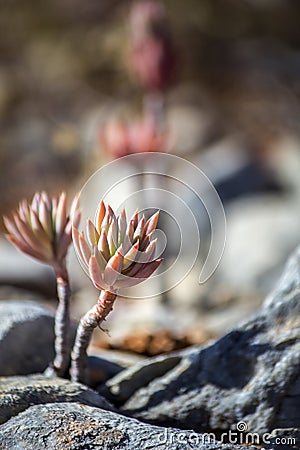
[71,201,162,383]
[3,191,81,377]
[3,191,80,277]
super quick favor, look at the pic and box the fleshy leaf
[6,234,50,262]
[129,209,139,229]
[3,216,22,239]
[107,217,118,255]
[138,238,157,263]
[72,226,85,263]
[79,232,91,266]
[87,219,100,247]
[115,259,162,288]
[145,211,159,234]
[104,247,124,286]
[89,255,105,290]
[133,216,145,241]
[93,247,107,272]
[96,200,106,233]
[118,208,127,245]
[38,198,52,236]
[13,214,50,255]
[56,192,67,236]
[98,229,110,261]
[123,240,139,270]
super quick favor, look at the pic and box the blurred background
[1,0,300,356]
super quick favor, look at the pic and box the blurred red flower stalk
[128,0,176,92]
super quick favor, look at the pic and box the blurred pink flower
[130,36,175,91]
[100,115,168,159]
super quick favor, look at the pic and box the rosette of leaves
[71,200,162,383]
[4,191,81,377]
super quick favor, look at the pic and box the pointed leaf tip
[96,200,106,232]
[145,210,159,234]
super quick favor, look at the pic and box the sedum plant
[3,193,162,385]
[3,191,81,377]
[71,201,162,383]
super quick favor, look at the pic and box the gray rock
[70,349,139,387]
[0,402,251,450]
[89,348,144,368]
[86,354,128,388]
[0,300,55,375]
[100,354,182,404]
[102,247,300,434]
[212,141,300,298]
[0,299,140,384]
[0,375,114,424]
[214,195,300,296]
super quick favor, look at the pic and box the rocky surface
[0,375,114,424]
[0,300,55,375]
[0,297,143,387]
[215,193,300,296]
[86,353,133,388]
[101,246,300,434]
[0,402,251,450]
[0,248,300,448]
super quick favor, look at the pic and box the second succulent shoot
[71,201,162,383]
[4,191,81,377]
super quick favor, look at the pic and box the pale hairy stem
[143,90,165,130]
[143,91,170,305]
[44,263,71,378]
[71,290,116,384]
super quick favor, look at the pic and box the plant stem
[143,90,171,305]
[44,263,71,378]
[143,90,165,129]
[71,290,116,384]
